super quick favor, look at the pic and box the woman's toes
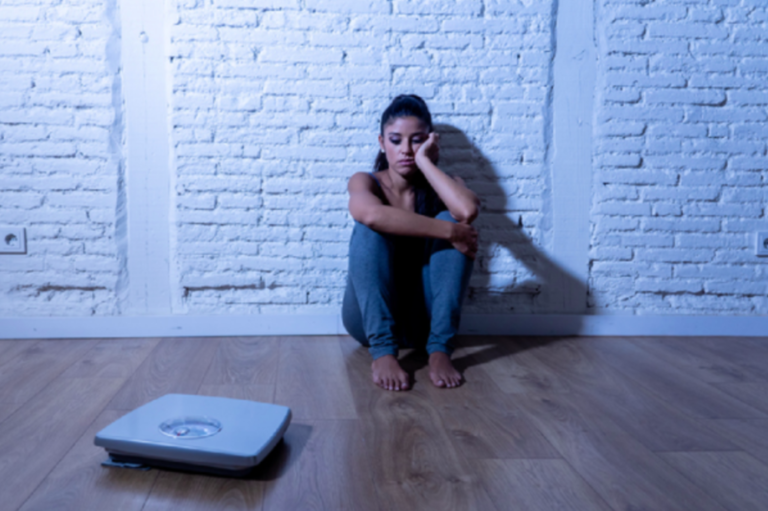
[371,357,410,391]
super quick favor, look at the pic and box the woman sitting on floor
[342,94,480,391]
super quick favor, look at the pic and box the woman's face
[378,116,430,177]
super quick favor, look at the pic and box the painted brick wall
[0,0,123,315]
[590,0,768,315]
[170,0,555,314]
[3,0,766,319]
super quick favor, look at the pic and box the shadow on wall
[435,123,587,334]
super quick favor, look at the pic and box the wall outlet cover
[757,232,768,257]
[0,227,26,254]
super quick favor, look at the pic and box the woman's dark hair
[373,94,445,217]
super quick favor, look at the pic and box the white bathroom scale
[95,394,292,477]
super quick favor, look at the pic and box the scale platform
[95,394,292,477]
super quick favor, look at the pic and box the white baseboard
[1,314,766,339]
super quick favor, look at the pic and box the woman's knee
[349,220,395,254]
[352,220,391,243]
[428,211,466,255]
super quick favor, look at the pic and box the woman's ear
[378,134,385,153]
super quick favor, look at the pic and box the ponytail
[373,151,388,172]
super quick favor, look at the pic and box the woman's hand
[449,221,478,260]
[415,132,440,167]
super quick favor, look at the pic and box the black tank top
[369,172,446,218]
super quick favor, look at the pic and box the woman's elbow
[452,205,479,224]
[352,206,379,228]
[466,196,481,222]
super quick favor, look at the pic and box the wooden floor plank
[440,401,561,460]
[197,384,275,403]
[515,391,730,511]
[0,339,99,421]
[0,402,16,424]
[0,339,100,403]
[274,336,357,420]
[628,337,753,384]
[202,337,279,386]
[18,409,158,511]
[0,340,40,369]
[59,338,161,379]
[106,337,219,411]
[585,337,767,419]
[361,390,498,511]
[341,336,497,509]
[261,420,381,511]
[418,346,560,460]
[141,470,264,511]
[659,451,768,511]
[527,338,737,452]
[343,365,496,511]
[741,338,768,360]
[712,383,768,416]
[0,377,125,511]
[465,337,572,394]
[475,459,613,511]
[684,337,768,384]
[707,419,768,467]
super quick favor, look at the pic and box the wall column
[549,0,596,313]
[120,0,173,314]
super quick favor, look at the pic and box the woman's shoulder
[349,170,379,179]
[348,171,383,195]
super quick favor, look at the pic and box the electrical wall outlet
[0,227,26,254]
[757,232,768,257]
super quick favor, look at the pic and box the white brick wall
[590,0,768,315]
[2,0,766,319]
[0,0,122,316]
[170,0,555,314]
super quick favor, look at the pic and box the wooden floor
[2,335,768,511]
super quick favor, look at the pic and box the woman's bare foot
[428,352,462,388]
[371,355,410,391]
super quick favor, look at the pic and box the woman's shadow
[398,124,588,377]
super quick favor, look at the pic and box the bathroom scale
[94,394,292,477]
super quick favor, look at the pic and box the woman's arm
[415,133,480,224]
[348,172,452,239]
[347,172,478,258]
